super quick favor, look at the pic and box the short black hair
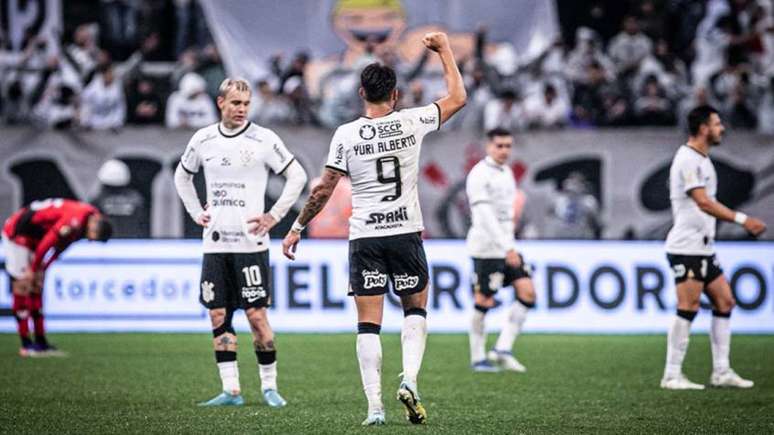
[486,127,512,139]
[360,63,396,103]
[95,217,113,242]
[687,105,719,136]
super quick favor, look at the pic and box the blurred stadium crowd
[1,0,774,134]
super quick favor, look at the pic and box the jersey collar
[484,156,505,171]
[218,121,251,138]
[683,144,708,158]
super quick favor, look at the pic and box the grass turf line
[1,333,773,434]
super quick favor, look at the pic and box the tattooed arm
[282,168,344,259]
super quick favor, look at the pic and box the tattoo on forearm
[297,170,341,226]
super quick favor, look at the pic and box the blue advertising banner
[1,240,772,333]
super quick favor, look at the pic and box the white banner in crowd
[1,240,773,333]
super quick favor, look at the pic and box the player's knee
[715,295,736,313]
[516,294,536,308]
[209,309,227,328]
[212,311,236,340]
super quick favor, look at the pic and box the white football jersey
[665,145,717,255]
[180,122,295,253]
[465,157,517,258]
[325,103,441,240]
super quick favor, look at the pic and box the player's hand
[505,249,521,267]
[195,211,211,227]
[422,32,450,53]
[247,213,278,236]
[282,230,301,260]
[743,217,767,236]
[14,270,34,295]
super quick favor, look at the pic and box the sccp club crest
[359,124,376,140]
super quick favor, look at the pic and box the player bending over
[661,105,766,390]
[282,32,466,426]
[174,78,307,407]
[466,128,536,373]
[2,198,112,357]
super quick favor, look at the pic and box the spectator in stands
[63,24,100,87]
[544,172,602,239]
[484,89,525,132]
[127,77,163,124]
[165,72,217,129]
[571,61,609,126]
[249,79,293,125]
[196,43,226,99]
[692,9,758,86]
[634,38,689,101]
[566,27,615,85]
[608,15,653,77]
[99,0,140,60]
[634,74,675,126]
[524,83,569,129]
[637,0,667,39]
[32,60,79,129]
[757,76,774,134]
[79,62,126,130]
[174,0,212,56]
[726,82,758,128]
[271,51,310,98]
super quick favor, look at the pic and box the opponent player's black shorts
[200,251,271,310]
[472,255,532,296]
[666,253,723,286]
[348,232,428,297]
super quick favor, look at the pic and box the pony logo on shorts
[201,281,215,303]
[393,274,419,291]
[362,270,388,289]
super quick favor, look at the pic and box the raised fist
[422,32,450,52]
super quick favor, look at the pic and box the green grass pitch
[1,333,772,434]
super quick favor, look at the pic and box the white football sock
[217,361,241,395]
[259,361,278,392]
[357,333,383,414]
[710,315,731,373]
[469,308,487,363]
[401,314,427,388]
[494,300,529,353]
[664,315,692,378]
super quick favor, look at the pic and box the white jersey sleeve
[676,155,706,193]
[180,131,202,173]
[325,127,348,174]
[263,130,296,174]
[400,103,441,139]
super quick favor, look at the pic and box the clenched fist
[422,32,450,53]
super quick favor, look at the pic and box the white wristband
[291,219,306,233]
[734,212,748,225]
